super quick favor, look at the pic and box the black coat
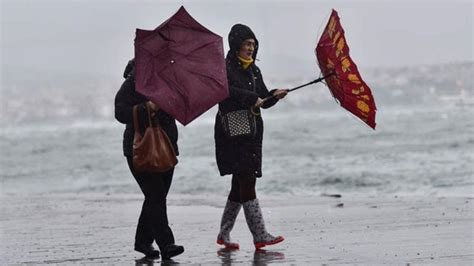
[115,60,178,158]
[214,52,279,177]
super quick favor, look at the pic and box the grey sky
[1,0,473,79]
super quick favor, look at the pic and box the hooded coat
[115,59,179,158]
[214,24,280,177]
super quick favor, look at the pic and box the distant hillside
[265,61,473,108]
[1,62,472,124]
[365,61,473,106]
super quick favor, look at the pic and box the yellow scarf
[238,56,254,70]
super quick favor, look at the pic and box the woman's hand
[147,101,160,112]
[253,89,288,109]
[254,97,265,108]
[273,88,289,99]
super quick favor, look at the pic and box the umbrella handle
[262,72,335,102]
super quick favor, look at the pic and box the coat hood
[227,24,259,61]
[123,58,135,79]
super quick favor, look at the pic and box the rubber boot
[242,198,284,249]
[216,200,241,249]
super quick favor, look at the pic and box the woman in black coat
[215,24,288,250]
[114,59,184,259]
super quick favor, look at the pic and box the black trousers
[126,156,175,250]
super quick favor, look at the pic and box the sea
[1,62,473,197]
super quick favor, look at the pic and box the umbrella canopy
[316,10,377,129]
[135,6,229,126]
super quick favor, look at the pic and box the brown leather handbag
[132,103,178,173]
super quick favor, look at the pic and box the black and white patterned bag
[220,69,260,139]
[220,109,257,138]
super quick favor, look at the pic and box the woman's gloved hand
[273,88,288,99]
[254,97,265,108]
[148,100,160,110]
[147,101,160,117]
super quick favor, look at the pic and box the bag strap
[133,103,155,135]
[145,102,154,127]
[133,105,140,134]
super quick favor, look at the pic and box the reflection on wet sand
[253,249,285,264]
[217,248,285,265]
[135,257,179,266]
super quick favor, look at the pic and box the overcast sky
[1,0,473,79]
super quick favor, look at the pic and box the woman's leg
[127,157,175,251]
[142,170,175,251]
[216,175,242,249]
[239,174,284,249]
[155,168,175,250]
[236,174,256,202]
[162,169,174,196]
[228,174,241,202]
[126,157,154,248]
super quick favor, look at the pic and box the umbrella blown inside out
[260,10,376,129]
[316,9,377,129]
[135,6,229,126]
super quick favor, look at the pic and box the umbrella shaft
[262,72,335,102]
[288,72,335,92]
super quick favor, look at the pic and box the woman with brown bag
[114,59,184,259]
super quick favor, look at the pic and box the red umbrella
[260,10,376,129]
[316,10,377,129]
[134,6,229,126]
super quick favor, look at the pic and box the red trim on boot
[254,236,284,249]
[216,238,240,250]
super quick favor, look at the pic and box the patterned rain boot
[216,200,242,249]
[243,198,284,249]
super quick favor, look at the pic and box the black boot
[161,244,184,259]
[134,243,160,258]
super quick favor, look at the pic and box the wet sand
[1,193,473,265]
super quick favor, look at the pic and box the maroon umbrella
[134,6,229,126]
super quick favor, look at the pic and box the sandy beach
[1,103,473,265]
[1,193,472,265]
